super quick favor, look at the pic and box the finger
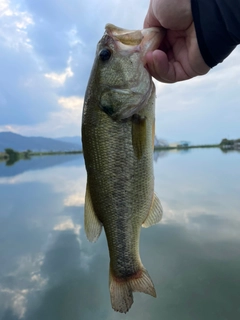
[144,10,151,28]
[144,13,161,28]
[151,0,192,30]
[143,2,161,28]
[145,50,191,83]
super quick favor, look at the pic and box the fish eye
[99,48,112,62]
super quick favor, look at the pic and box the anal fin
[142,193,163,228]
[84,181,102,242]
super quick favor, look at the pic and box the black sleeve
[191,0,240,67]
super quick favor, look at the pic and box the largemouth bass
[82,23,165,313]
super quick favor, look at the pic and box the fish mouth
[105,23,165,62]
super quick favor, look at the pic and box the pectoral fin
[152,118,155,151]
[132,114,147,159]
[142,193,163,228]
[84,182,102,242]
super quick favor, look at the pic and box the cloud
[64,193,85,207]
[0,0,239,142]
[58,96,83,110]
[0,0,33,50]
[0,45,60,125]
[0,253,47,319]
[53,219,81,236]
[0,0,61,126]
[154,46,240,143]
[45,57,74,86]
[0,95,84,137]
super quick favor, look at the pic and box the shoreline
[1,143,240,163]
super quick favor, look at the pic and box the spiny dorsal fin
[84,182,102,242]
[142,193,163,228]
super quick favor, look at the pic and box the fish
[81,23,165,313]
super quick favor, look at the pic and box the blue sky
[0,0,239,144]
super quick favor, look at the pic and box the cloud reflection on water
[0,150,240,319]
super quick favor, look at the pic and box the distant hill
[0,132,82,152]
[56,136,82,146]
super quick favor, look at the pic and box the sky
[0,0,239,144]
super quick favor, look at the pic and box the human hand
[144,0,210,83]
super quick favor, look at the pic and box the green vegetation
[220,138,240,146]
[2,148,33,165]
[154,144,219,151]
[155,138,240,151]
[30,150,83,156]
[0,149,83,165]
[5,148,20,166]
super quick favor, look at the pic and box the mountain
[0,132,81,152]
[56,136,82,146]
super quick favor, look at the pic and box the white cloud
[160,199,240,242]
[45,67,73,85]
[45,57,74,86]
[64,193,85,207]
[54,219,81,235]
[0,0,12,17]
[0,0,239,144]
[0,0,34,50]
[58,96,84,110]
[0,287,28,319]
[67,26,84,48]
[0,253,47,319]
[0,176,20,184]
[0,162,87,219]
[0,95,84,137]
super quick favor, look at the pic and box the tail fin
[109,267,156,313]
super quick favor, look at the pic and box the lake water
[0,149,240,320]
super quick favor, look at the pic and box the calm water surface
[0,149,240,320]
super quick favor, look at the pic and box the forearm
[191,0,240,67]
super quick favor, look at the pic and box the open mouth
[105,23,165,60]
